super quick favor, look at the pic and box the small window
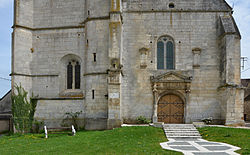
[93,53,96,62]
[67,60,81,89]
[169,3,175,8]
[92,90,95,99]
[75,62,81,89]
[67,62,73,89]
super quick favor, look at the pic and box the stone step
[164,124,194,127]
[245,123,250,127]
[166,135,200,137]
[167,136,202,139]
[166,133,200,135]
[166,135,201,138]
[165,128,196,130]
[164,127,196,129]
[164,129,198,131]
[165,131,200,134]
[165,129,199,131]
[163,124,201,139]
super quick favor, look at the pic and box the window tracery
[157,36,175,70]
[67,60,81,90]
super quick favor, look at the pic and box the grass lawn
[198,127,250,155]
[0,126,181,155]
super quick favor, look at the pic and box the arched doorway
[158,94,184,123]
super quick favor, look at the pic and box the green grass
[0,126,181,155]
[198,127,250,155]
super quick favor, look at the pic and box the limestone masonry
[12,0,245,130]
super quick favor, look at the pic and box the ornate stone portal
[151,72,192,123]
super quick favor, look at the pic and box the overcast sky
[0,0,249,98]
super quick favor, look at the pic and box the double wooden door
[157,94,184,123]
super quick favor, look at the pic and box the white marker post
[44,126,48,139]
[72,125,76,136]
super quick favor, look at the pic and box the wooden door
[158,94,184,123]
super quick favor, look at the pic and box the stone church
[11,0,245,130]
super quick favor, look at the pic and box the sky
[0,0,249,98]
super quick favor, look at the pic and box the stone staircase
[163,124,201,139]
[245,122,250,127]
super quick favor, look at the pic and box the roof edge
[0,90,11,102]
[222,0,233,10]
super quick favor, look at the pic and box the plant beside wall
[33,120,44,133]
[201,117,213,125]
[136,116,151,124]
[62,111,82,130]
[11,85,38,134]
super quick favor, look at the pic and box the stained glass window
[166,41,174,69]
[157,41,164,69]
[67,62,73,89]
[157,36,175,70]
[75,62,81,89]
[67,61,81,90]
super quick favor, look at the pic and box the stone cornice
[124,10,231,14]
[10,73,58,77]
[12,24,84,31]
[81,16,110,25]
[31,97,84,100]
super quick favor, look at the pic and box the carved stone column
[107,0,122,129]
[152,84,158,123]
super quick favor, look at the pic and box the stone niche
[139,47,149,69]
[192,48,202,69]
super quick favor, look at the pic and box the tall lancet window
[67,62,73,89]
[75,62,81,89]
[67,61,81,89]
[157,36,175,70]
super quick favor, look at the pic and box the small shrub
[224,134,231,137]
[201,117,213,125]
[62,111,82,130]
[136,116,151,124]
[32,120,44,133]
[11,84,38,134]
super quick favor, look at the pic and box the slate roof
[0,90,11,114]
[219,15,241,39]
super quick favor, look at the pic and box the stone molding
[81,16,110,25]
[10,73,58,77]
[150,71,192,83]
[12,24,84,31]
[124,10,231,14]
[31,97,84,100]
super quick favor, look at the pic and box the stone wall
[0,91,11,114]
[15,0,33,27]
[121,11,225,123]
[34,99,85,128]
[12,0,244,129]
[242,79,250,122]
[244,99,250,122]
[0,91,12,133]
[33,0,85,28]
[0,119,11,133]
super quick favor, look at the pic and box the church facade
[12,0,245,130]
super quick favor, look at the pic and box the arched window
[67,60,81,89]
[157,36,175,70]
[67,62,73,89]
[75,62,81,89]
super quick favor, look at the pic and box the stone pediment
[151,72,191,83]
